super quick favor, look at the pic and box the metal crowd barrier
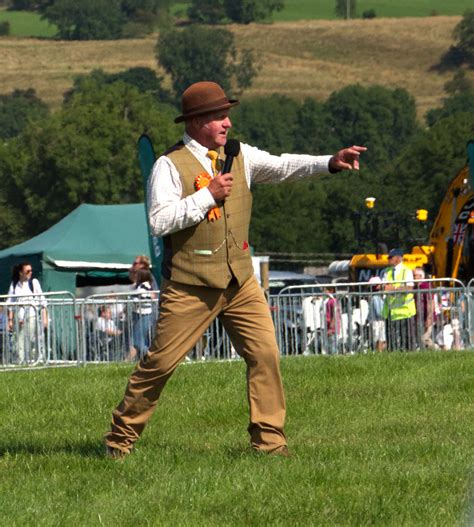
[78,291,236,364]
[1,279,473,369]
[275,278,468,356]
[78,291,160,363]
[0,291,77,367]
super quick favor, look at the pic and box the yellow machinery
[429,163,474,281]
[347,140,474,282]
[349,250,431,282]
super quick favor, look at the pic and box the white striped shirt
[6,278,46,321]
[132,281,153,315]
[147,133,333,237]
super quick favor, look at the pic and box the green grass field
[0,352,473,525]
[172,0,474,21]
[273,0,474,20]
[0,9,56,37]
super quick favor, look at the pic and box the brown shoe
[105,445,129,460]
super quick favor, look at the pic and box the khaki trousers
[105,276,287,454]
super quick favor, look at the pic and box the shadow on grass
[0,439,290,461]
[0,440,249,460]
[0,439,105,458]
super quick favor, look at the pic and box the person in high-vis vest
[382,248,416,351]
[104,81,367,459]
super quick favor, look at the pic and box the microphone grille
[224,139,240,157]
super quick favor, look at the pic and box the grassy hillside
[275,0,474,20]
[1,1,472,37]
[0,16,463,119]
[0,352,473,524]
[233,16,462,120]
[0,9,56,37]
[172,1,474,21]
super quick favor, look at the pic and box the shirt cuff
[325,155,341,173]
[193,187,216,214]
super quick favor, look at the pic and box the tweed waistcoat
[162,142,253,288]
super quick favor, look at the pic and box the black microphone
[222,139,240,174]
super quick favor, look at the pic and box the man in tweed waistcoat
[105,81,366,458]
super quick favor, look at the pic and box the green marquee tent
[0,203,152,295]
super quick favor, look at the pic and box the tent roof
[0,203,150,269]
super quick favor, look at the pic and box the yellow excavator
[429,140,474,282]
[330,140,474,283]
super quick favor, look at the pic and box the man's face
[413,270,423,280]
[388,255,402,266]
[193,109,232,149]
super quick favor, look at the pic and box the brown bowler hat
[174,81,239,124]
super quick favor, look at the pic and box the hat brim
[174,99,239,124]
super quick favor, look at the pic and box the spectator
[127,268,155,361]
[96,306,122,338]
[323,286,341,355]
[6,262,48,364]
[413,267,437,349]
[368,276,386,352]
[129,254,158,291]
[382,249,416,351]
[95,305,123,361]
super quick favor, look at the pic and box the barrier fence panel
[1,279,471,369]
[464,283,474,348]
[79,291,238,364]
[275,279,468,355]
[80,292,160,364]
[0,291,77,367]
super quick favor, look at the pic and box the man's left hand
[329,145,367,172]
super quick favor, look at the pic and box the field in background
[0,352,473,524]
[2,1,472,37]
[232,16,460,120]
[0,16,463,119]
[0,9,56,37]
[274,0,474,20]
[171,1,474,21]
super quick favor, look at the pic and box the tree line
[2,0,283,38]
[0,11,473,255]
[1,75,473,254]
[0,0,437,39]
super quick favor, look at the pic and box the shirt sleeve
[240,143,332,186]
[148,141,334,236]
[32,278,42,294]
[147,155,216,237]
[404,268,414,287]
[6,283,15,305]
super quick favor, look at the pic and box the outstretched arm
[243,143,368,185]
